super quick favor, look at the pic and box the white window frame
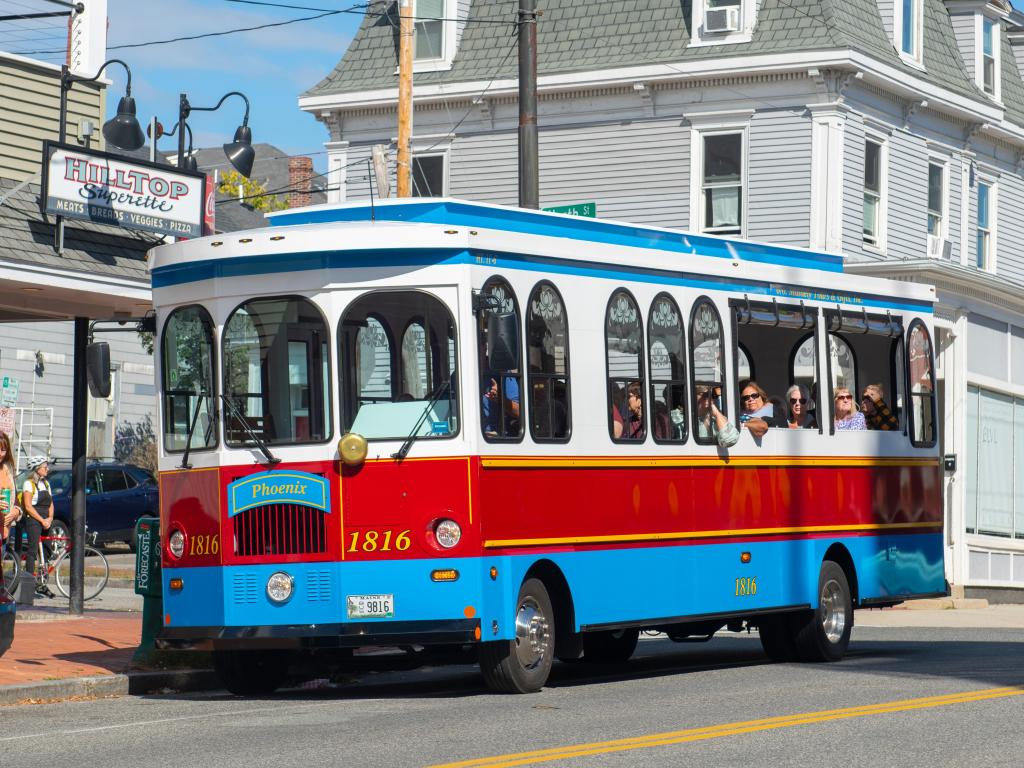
[975,174,997,273]
[926,158,949,256]
[410,147,449,197]
[977,14,1001,101]
[895,0,925,67]
[689,0,757,47]
[407,0,457,73]
[862,132,888,253]
[689,122,748,237]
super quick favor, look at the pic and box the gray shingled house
[300,0,1024,599]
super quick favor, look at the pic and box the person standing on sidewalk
[0,434,21,545]
[21,456,55,598]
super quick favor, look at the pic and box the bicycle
[1,530,109,600]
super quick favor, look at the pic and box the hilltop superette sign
[42,141,206,239]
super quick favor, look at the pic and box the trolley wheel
[757,614,798,662]
[582,628,639,664]
[54,545,109,600]
[213,650,288,696]
[479,578,555,694]
[793,560,853,662]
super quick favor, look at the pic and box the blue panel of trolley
[266,198,844,273]
[161,533,943,637]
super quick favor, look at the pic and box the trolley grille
[232,503,327,557]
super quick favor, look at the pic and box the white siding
[747,109,811,248]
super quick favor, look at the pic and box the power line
[226,0,518,24]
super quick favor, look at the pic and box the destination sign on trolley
[41,141,206,239]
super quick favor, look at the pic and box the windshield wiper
[220,394,280,465]
[179,392,209,470]
[392,378,451,462]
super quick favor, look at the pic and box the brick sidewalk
[0,610,140,687]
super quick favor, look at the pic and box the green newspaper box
[134,516,162,597]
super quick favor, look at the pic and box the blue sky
[95,1,364,172]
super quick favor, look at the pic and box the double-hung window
[982,18,997,97]
[863,138,885,248]
[927,162,945,247]
[414,0,445,61]
[899,0,922,62]
[701,133,743,236]
[976,180,993,270]
[412,154,446,197]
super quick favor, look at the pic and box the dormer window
[414,0,445,61]
[690,0,756,46]
[982,18,997,95]
[897,0,923,63]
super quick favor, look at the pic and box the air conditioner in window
[927,235,952,259]
[705,6,741,34]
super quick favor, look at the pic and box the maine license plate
[346,593,394,619]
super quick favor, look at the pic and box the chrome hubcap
[514,597,550,670]
[820,579,846,643]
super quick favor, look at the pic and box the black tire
[582,628,639,664]
[479,577,555,693]
[54,545,109,600]
[213,650,288,696]
[757,614,798,662]
[1,548,18,596]
[793,560,853,662]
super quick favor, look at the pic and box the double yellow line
[428,686,1024,768]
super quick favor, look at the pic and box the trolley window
[223,296,331,446]
[907,320,937,447]
[607,289,646,442]
[340,291,458,440]
[527,281,571,441]
[477,277,523,442]
[649,293,687,443]
[690,298,726,446]
[161,304,217,453]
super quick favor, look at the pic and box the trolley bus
[150,199,945,694]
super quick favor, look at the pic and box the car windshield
[43,470,70,495]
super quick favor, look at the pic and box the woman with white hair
[21,456,55,598]
[785,384,817,429]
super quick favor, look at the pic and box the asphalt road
[3,625,1022,768]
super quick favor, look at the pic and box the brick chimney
[288,156,314,209]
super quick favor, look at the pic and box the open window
[340,290,458,440]
[648,293,687,444]
[161,305,217,453]
[526,281,571,442]
[731,298,818,430]
[606,289,646,443]
[224,296,331,446]
[477,276,523,442]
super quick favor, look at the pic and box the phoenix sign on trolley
[41,141,207,239]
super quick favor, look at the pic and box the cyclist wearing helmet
[22,456,55,598]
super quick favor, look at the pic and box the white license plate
[347,593,394,619]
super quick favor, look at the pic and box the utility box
[134,516,161,597]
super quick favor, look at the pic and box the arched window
[690,298,726,446]
[907,320,936,446]
[526,281,570,441]
[606,289,645,442]
[648,293,687,443]
[355,316,393,406]
[161,305,216,452]
[828,334,857,393]
[477,276,523,441]
[224,296,331,446]
[737,343,753,381]
[401,319,429,399]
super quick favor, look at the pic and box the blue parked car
[15,461,158,549]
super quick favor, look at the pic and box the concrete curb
[0,669,220,706]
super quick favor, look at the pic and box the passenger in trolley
[785,384,817,430]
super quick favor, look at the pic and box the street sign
[543,201,597,218]
[0,377,19,407]
[0,407,13,437]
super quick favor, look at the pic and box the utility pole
[396,0,414,197]
[518,0,539,209]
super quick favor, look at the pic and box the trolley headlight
[434,519,462,549]
[266,571,294,604]
[168,529,185,559]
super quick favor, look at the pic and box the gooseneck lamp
[177,91,254,178]
[59,58,145,151]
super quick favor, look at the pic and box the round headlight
[168,529,185,559]
[434,519,462,549]
[266,572,294,604]
[339,432,368,466]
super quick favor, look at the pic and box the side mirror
[86,342,111,398]
[486,313,520,371]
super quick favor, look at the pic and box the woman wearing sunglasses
[833,387,866,431]
[785,384,816,429]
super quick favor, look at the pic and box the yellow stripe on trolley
[483,521,940,549]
